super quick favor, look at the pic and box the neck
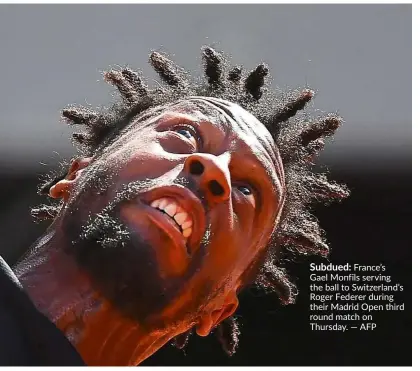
[14,226,172,365]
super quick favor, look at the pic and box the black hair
[32,46,349,356]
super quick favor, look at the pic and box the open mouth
[150,197,193,238]
[138,185,207,257]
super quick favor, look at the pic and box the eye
[172,125,201,149]
[238,185,252,196]
[176,128,194,138]
[235,184,256,208]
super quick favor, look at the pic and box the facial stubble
[61,167,214,330]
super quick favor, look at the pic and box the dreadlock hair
[34,46,349,356]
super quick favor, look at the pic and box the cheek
[109,140,182,183]
[203,213,253,279]
[201,203,272,287]
[232,198,257,240]
[158,132,195,154]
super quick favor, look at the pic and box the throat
[13,233,171,365]
[14,242,100,341]
[61,301,172,366]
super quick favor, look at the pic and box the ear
[49,157,92,202]
[195,293,239,337]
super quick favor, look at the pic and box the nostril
[189,160,205,175]
[208,180,225,196]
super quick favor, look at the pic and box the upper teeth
[150,197,193,238]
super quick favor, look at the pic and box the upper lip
[138,185,207,256]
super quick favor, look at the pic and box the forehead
[171,97,272,144]
[162,97,285,192]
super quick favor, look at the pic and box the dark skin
[15,97,285,365]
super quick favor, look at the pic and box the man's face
[59,97,284,335]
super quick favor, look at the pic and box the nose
[183,153,232,204]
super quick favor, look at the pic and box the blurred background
[0,4,411,366]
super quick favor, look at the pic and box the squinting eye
[238,185,252,196]
[176,128,194,139]
[172,126,200,149]
[236,184,256,208]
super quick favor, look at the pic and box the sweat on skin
[14,97,285,366]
